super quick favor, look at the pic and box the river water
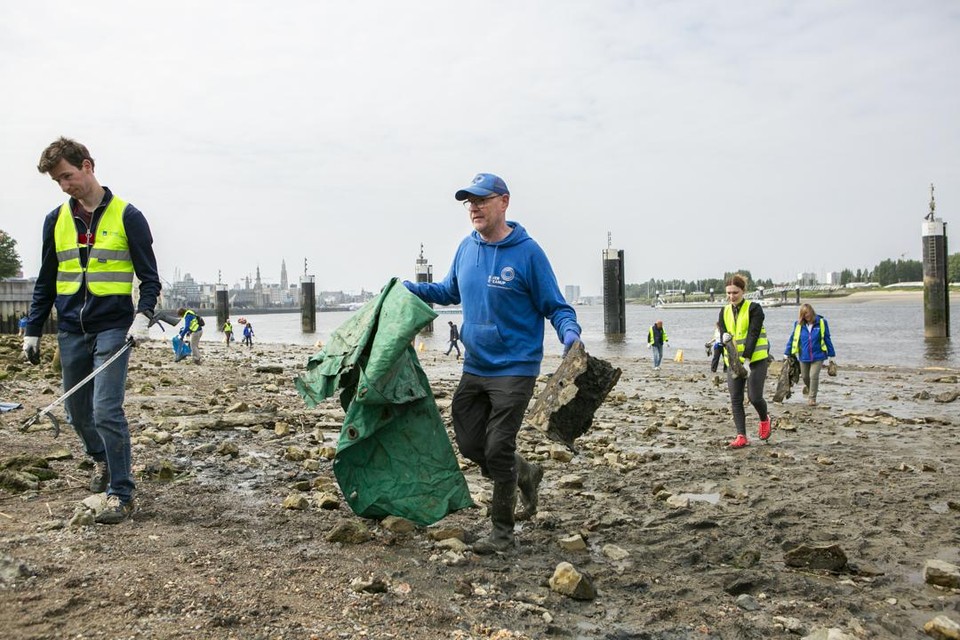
[147,299,959,369]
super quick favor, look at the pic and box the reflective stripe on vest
[54,196,133,296]
[722,300,769,365]
[791,318,827,355]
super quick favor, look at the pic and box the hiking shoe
[89,460,108,493]
[802,386,809,396]
[729,434,749,449]
[807,399,817,407]
[95,495,134,524]
[758,417,772,441]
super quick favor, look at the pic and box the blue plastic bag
[172,336,191,361]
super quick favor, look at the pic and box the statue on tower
[925,183,936,221]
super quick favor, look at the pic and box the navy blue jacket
[25,187,161,336]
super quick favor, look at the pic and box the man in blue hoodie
[404,173,582,554]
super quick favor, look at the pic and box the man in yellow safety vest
[22,137,161,524]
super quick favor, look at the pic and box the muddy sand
[1,334,958,639]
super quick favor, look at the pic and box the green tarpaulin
[294,278,474,525]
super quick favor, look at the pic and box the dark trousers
[710,345,725,373]
[451,374,536,483]
[445,340,461,357]
[727,357,769,435]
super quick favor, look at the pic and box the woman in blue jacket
[784,303,836,406]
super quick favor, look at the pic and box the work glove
[402,280,416,293]
[23,336,40,365]
[562,330,581,356]
[721,332,732,344]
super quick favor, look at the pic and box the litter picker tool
[20,335,137,438]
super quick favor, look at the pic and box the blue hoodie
[407,222,580,377]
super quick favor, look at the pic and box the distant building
[797,272,818,286]
[825,271,841,286]
[564,285,581,305]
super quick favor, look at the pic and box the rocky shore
[1,333,959,639]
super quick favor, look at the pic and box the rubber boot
[515,454,543,521]
[472,482,516,555]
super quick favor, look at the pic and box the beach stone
[326,521,373,544]
[318,446,337,460]
[550,447,574,462]
[784,544,848,572]
[666,495,690,509]
[802,629,858,640]
[557,474,584,489]
[0,555,31,584]
[257,364,284,374]
[923,615,960,639]
[350,576,388,594]
[275,422,291,436]
[284,446,307,461]
[381,515,416,533]
[264,384,280,393]
[934,390,960,403]
[602,544,630,561]
[44,448,73,461]
[282,494,309,510]
[224,401,248,414]
[427,527,465,542]
[217,442,239,458]
[436,538,468,553]
[735,594,759,611]
[773,616,805,634]
[314,492,340,510]
[924,560,960,589]
[0,471,39,492]
[558,534,588,551]
[549,562,597,600]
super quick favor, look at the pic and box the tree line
[625,255,960,298]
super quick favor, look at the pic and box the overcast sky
[2,1,958,295]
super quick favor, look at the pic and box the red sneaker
[729,434,749,448]
[758,417,772,441]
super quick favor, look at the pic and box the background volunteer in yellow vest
[784,303,836,406]
[176,308,204,364]
[717,273,771,448]
[22,137,161,524]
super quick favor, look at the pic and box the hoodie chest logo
[487,266,516,288]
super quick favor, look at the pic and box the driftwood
[723,334,748,379]
[527,342,621,449]
[172,413,277,431]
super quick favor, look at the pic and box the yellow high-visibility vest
[54,196,133,296]
[722,300,769,365]
[790,318,827,355]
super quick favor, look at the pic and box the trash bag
[294,278,474,525]
[773,355,801,403]
[172,336,191,361]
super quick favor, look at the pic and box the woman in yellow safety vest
[717,274,771,448]
[784,303,835,406]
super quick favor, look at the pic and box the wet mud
[1,334,958,639]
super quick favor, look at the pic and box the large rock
[923,615,960,639]
[528,342,621,448]
[924,560,960,589]
[784,544,848,572]
[549,562,597,600]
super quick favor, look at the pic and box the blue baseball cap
[454,173,509,201]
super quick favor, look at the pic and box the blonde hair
[798,303,816,322]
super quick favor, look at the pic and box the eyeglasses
[462,195,502,210]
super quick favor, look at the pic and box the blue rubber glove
[402,280,417,293]
[562,330,581,356]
